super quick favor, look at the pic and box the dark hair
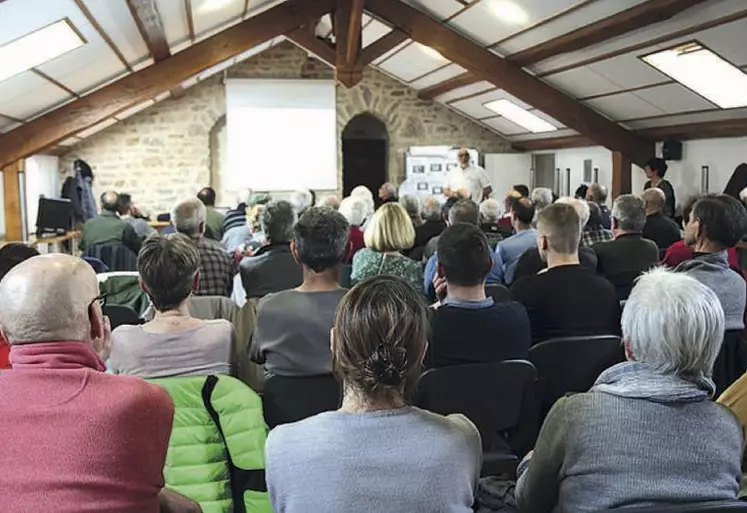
[117,193,132,215]
[512,197,535,225]
[646,157,668,178]
[0,243,39,281]
[447,199,479,225]
[261,200,297,244]
[197,187,217,207]
[574,184,588,200]
[723,163,747,200]
[137,234,199,311]
[309,190,317,207]
[100,191,119,212]
[513,184,530,197]
[681,195,702,230]
[333,276,429,405]
[692,194,747,248]
[437,224,491,286]
[587,202,603,230]
[538,203,581,254]
[294,207,349,272]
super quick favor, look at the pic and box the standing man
[444,148,492,203]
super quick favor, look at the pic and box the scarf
[593,361,715,403]
[9,341,107,372]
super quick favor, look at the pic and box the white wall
[484,153,532,199]
[534,146,614,197]
[24,155,60,236]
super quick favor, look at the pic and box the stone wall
[61,42,510,214]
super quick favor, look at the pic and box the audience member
[516,269,740,512]
[221,193,271,253]
[399,194,422,228]
[411,195,445,256]
[574,184,588,200]
[222,188,252,233]
[594,194,659,301]
[0,243,39,369]
[240,200,302,299]
[530,187,553,218]
[79,191,141,255]
[582,202,614,246]
[642,187,682,251]
[338,196,368,263]
[586,183,612,229]
[251,207,349,376]
[676,194,747,331]
[290,189,314,216]
[350,185,375,220]
[0,254,174,512]
[351,203,423,292]
[110,234,234,377]
[422,197,471,261]
[513,184,530,197]
[428,224,530,367]
[497,190,521,233]
[172,197,237,297]
[497,197,536,285]
[197,187,224,240]
[444,147,492,203]
[117,193,156,239]
[265,276,481,512]
[317,194,341,210]
[644,157,675,218]
[424,199,504,299]
[378,182,398,206]
[478,198,504,249]
[741,187,747,208]
[511,203,619,344]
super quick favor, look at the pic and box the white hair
[556,196,590,228]
[531,187,553,210]
[421,196,442,221]
[623,268,725,377]
[171,197,206,238]
[290,189,314,214]
[740,187,747,203]
[338,196,368,227]
[399,194,421,218]
[479,198,501,223]
[317,194,341,209]
[350,186,374,218]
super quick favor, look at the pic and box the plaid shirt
[583,228,614,247]
[195,238,238,297]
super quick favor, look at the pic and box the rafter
[357,28,407,67]
[417,72,478,100]
[366,0,654,166]
[0,0,335,169]
[286,29,337,65]
[334,0,365,87]
[127,0,171,61]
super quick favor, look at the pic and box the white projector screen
[226,79,338,191]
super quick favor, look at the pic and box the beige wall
[61,42,510,214]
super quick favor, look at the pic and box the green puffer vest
[150,375,273,513]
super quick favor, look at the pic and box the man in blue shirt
[496,197,536,285]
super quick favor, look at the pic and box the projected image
[430,163,443,172]
[412,165,425,174]
[432,186,443,195]
[417,182,429,191]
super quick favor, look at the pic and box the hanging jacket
[149,375,272,513]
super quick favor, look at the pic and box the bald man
[642,187,682,251]
[0,254,175,513]
[79,190,142,255]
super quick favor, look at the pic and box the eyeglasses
[89,294,107,310]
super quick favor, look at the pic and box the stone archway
[341,112,389,197]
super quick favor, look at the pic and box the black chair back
[83,244,138,272]
[103,304,141,330]
[605,270,643,302]
[530,335,624,416]
[339,264,353,288]
[263,374,341,429]
[485,284,510,303]
[608,501,747,512]
[713,330,747,396]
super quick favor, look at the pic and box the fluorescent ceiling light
[195,0,235,14]
[0,20,84,83]
[484,99,557,133]
[642,42,747,109]
[416,43,445,62]
[487,0,530,26]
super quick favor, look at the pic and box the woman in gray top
[516,268,742,513]
[265,276,481,513]
[110,233,234,378]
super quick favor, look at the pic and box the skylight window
[641,42,747,109]
[484,99,557,133]
[0,20,85,84]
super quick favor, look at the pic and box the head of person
[0,254,110,359]
[684,194,747,251]
[457,148,470,167]
[531,187,553,213]
[332,275,429,408]
[447,198,479,226]
[317,194,341,210]
[479,198,501,225]
[642,187,666,215]
[536,203,581,262]
[511,197,535,231]
[513,184,530,198]
[504,189,522,213]
[171,197,206,239]
[379,182,397,201]
[437,224,491,288]
[197,187,217,207]
[116,193,133,216]
[740,187,747,207]
[290,189,314,216]
[645,157,668,181]
[398,194,421,225]
[338,196,368,228]
[350,185,375,218]
[100,191,119,213]
[680,195,701,231]
[364,202,415,253]
[421,196,442,222]
[586,202,605,231]
[556,196,590,231]
[138,234,199,315]
[586,183,608,205]
[623,268,724,379]
[261,200,297,245]
[574,184,589,200]
[291,207,349,275]
[611,194,646,236]
[0,243,40,282]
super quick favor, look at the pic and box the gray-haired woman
[516,268,742,513]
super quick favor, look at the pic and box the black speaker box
[662,140,682,161]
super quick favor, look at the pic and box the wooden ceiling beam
[286,28,337,65]
[127,0,171,62]
[334,0,365,88]
[417,72,478,100]
[366,0,654,166]
[508,0,709,67]
[357,28,408,67]
[0,0,335,169]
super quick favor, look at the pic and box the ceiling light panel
[484,99,558,133]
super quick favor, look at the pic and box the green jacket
[79,210,142,254]
[206,207,226,241]
[150,375,272,513]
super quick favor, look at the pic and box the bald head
[643,187,665,214]
[0,254,100,345]
[101,191,119,212]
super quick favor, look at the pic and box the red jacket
[661,240,739,269]
[347,226,365,263]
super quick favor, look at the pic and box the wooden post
[3,160,23,241]
[611,151,632,199]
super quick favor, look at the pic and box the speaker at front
[662,140,682,161]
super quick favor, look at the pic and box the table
[149,221,171,231]
[28,231,81,255]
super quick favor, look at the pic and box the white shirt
[445,165,491,202]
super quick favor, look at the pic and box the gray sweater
[265,407,481,513]
[515,391,742,513]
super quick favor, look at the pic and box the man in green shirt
[79,191,141,255]
[198,187,224,241]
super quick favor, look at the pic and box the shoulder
[413,408,482,450]
[353,248,376,263]
[258,290,294,309]
[266,412,336,454]
[101,374,175,419]
[111,324,141,343]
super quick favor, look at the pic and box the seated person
[317,194,341,209]
[412,195,446,253]
[251,207,349,376]
[511,203,619,344]
[530,187,553,218]
[642,187,682,251]
[240,200,303,299]
[585,183,612,229]
[676,194,747,332]
[423,190,471,261]
[594,194,659,301]
[496,197,536,285]
[222,188,252,234]
[0,254,174,512]
[265,276,481,513]
[338,196,368,263]
[399,194,422,228]
[197,186,224,240]
[582,202,613,247]
[516,269,741,512]
[110,234,234,377]
[428,224,530,367]
[478,198,504,249]
[222,193,271,253]
[0,243,40,369]
[118,193,156,239]
[79,191,141,255]
[351,203,424,293]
